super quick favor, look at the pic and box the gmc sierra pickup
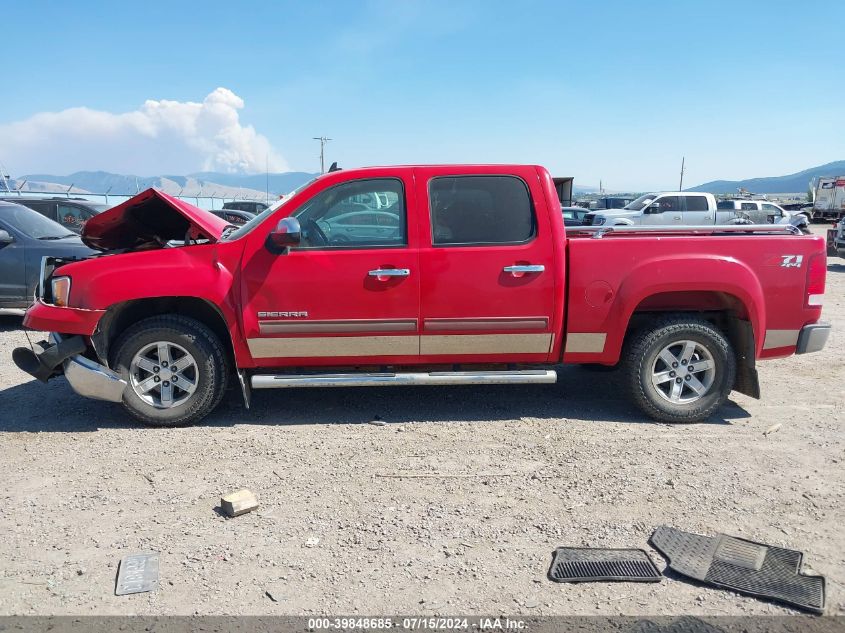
[13,165,830,426]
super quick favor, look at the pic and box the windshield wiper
[38,234,76,240]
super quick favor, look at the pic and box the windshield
[85,203,111,213]
[0,204,76,239]
[224,177,318,241]
[623,193,658,211]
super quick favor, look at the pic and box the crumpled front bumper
[13,333,127,402]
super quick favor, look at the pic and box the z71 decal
[780,255,803,268]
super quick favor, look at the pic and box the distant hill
[7,170,319,198]
[688,160,845,194]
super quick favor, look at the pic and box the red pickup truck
[13,165,830,426]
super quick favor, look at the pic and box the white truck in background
[805,176,845,221]
[582,192,798,227]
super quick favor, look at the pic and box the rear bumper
[796,322,831,355]
[13,333,126,402]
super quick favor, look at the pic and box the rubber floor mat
[548,547,662,583]
[650,526,825,614]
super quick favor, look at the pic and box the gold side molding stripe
[565,333,607,354]
[424,317,549,332]
[259,319,417,335]
[420,333,552,355]
[248,335,419,359]
[763,329,800,350]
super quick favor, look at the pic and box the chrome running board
[251,369,557,389]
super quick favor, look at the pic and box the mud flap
[727,316,760,399]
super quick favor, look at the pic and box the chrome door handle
[369,268,410,277]
[503,265,545,274]
[673,215,681,220]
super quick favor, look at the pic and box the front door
[240,174,420,367]
[415,167,557,362]
[642,195,684,225]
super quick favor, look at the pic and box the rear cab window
[428,175,535,246]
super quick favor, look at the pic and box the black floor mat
[650,526,825,614]
[548,547,662,583]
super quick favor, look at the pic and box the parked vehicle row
[581,192,801,228]
[13,164,829,430]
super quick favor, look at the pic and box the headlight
[593,216,606,225]
[51,276,71,307]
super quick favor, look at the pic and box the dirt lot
[1,235,843,617]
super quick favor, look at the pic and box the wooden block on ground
[220,489,258,517]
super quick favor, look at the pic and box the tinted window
[654,196,682,212]
[293,178,405,248]
[717,200,734,210]
[685,196,709,211]
[430,176,534,246]
[58,204,93,231]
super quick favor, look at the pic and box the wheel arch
[93,297,237,368]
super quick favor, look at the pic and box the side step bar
[251,369,557,389]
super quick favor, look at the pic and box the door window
[429,176,535,246]
[292,179,405,249]
[685,196,709,211]
[762,203,783,217]
[653,196,682,213]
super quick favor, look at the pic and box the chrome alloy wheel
[650,340,716,404]
[129,342,198,409]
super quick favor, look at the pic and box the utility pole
[313,136,332,174]
[679,156,686,191]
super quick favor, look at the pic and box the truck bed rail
[570,224,803,239]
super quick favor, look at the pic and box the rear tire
[111,315,229,427]
[624,315,735,423]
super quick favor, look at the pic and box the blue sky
[1,0,842,190]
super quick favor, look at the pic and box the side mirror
[266,217,301,252]
[646,203,662,214]
[0,230,12,244]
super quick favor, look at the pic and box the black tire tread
[624,315,735,423]
[111,315,229,427]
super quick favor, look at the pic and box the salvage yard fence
[0,187,276,211]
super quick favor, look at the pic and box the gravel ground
[1,234,843,617]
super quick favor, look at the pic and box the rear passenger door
[681,195,714,225]
[415,168,557,362]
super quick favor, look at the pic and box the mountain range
[5,161,843,199]
[4,170,319,199]
[687,160,845,194]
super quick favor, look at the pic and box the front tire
[624,316,735,423]
[111,315,229,427]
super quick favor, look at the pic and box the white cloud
[0,87,287,176]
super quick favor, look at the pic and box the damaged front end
[14,189,229,404]
[13,253,125,401]
[13,333,127,402]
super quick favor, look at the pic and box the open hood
[81,188,229,251]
